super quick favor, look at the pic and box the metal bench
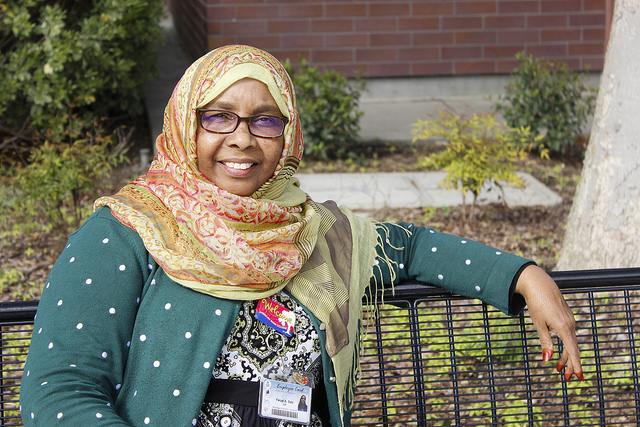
[2,268,639,426]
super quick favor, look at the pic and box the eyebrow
[208,101,282,116]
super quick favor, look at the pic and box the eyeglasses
[197,109,288,138]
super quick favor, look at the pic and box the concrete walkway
[144,13,562,211]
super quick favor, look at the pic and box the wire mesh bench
[2,268,639,426]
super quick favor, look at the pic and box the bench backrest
[2,269,639,426]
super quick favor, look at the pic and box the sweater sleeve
[371,222,534,315]
[20,208,150,426]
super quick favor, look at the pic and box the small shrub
[497,52,596,158]
[284,59,364,160]
[413,113,544,222]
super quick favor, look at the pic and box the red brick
[583,0,606,11]
[583,28,605,41]
[235,35,281,49]
[455,1,497,15]
[581,57,604,70]
[206,5,236,20]
[325,3,367,17]
[268,19,310,34]
[497,1,539,13]
[485,45,521,58]
[526,44,568,58]
[540,0,582,13]
[526,15,568,28]
[310,49,353,63]
[484,15,526,29]
[279,4,323,18]
[569,42,604,55]
[412,2,454,16]
[215,0,256,4]
[413,31,455,46]
[366,62,411,76]
[398,47,439,61]
[369,2,410,16]
[356,48,398,62]
[324,33,369,47]
[370,32,411,46]
[497,30,539,44]
[397,17,439,31]
[222,20,267,34]
[271,50,311,63]
[442,16,483,29]
[454,60,496,74]
[562,58,581,69]
[354,17,396,31]
[455,30,497,44]
[207,21,222,33]
[207,35,237,48]
[310,19,354,32]
[496,59,520,73]
[541,29,581,42]
[281,34,324,48]
[411,61,453,76]
[322,63,367,76]
[570,13,605,26]
[236,5,280,19]
[442,46,483,60]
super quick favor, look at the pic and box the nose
[225,120,256,150]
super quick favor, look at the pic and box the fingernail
[542,349,553,362]
[556,362,564,372]
[575,371,584,381]
[564,372,572,381]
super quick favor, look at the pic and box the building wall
[173,0,610,78]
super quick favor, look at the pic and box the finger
[556,349,568,373]
[533,318,554,362]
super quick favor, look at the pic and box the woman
[20,45,581,426]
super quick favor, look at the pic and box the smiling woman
[19,45,582,427]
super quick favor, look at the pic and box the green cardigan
[21,208,531,426]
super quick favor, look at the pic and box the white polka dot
[153,360,160,368]
[164,303,172,310]
[118,264,126,271]
[76,323,83,330]
[148,263,153,270]
[66,243,71,248]
[437,274,444,280]
[429,229,435,233]
[398,263,404,269]
[26,370,30,376]
[144,416,150,424]
[57,412,63,419]
[461,240,467,244]
[69,257,75,263]
[173,389,180,397]
[101,351,108,358]
[69,364,77,368]
[192,419,197,426]
[48,342,53,349]
[431,247,437,252]
[85,278,92,285]
[134,390,138,397]
[96,412,103,418]
[40,381,48,386]
[109,307,116,315]
[102,238,109,244]
[151,279,156,285]
[215,309,222,316]
[136,297,140,304]
[496,251,502,255]
[185,331,192,339]
[139,334,147,342]
[46,282,50,289]
[475,285,482,292]
[115,383,122,390]
[203,361,211,369]
[126,341,131,347]
[408,224,413,228]
[38,327,42,334]
[57,299,63,306]
[31,412,34,419]
[107,403,111,407]
[465,259,471,265]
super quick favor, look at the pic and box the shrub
[284,59,364,160]
[412,113,544,222]
[496,52,596,158]
[0,0,162,161]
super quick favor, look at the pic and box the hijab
[95,45,381,420]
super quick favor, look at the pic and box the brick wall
[173,0,610,78]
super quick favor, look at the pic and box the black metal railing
[1,269,639,426]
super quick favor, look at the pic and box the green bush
[497,52,596,158]
[0,0,162,161]
[413,113,544,222]
[284,59,364,160]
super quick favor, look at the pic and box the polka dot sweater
[20,208,532,426]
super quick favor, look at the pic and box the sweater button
[319,323,326,331]
[329,376,336,383]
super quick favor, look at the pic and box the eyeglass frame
[195,109,289,138]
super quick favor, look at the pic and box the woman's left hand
[515,265,583,381]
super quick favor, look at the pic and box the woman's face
[196,78,285,196]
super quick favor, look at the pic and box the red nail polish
[542,349,553,362]
[575,371,584,381]
[564,372,572,381]
[556,362,564,372]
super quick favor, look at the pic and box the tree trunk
[557,0,640,269]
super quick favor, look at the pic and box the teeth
[224,162,253,170]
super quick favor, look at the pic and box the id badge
[258,378,312,425]
[255,297,296,337]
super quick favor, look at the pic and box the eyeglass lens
[200,110,285,138]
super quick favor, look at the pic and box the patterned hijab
[95,45,380,419]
